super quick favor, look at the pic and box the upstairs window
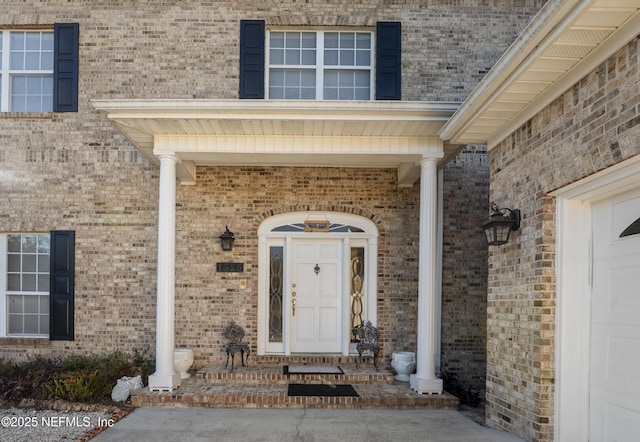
[0,30,54,112]
[0,24,79,113]
[239,20,401,101]
[267,31,373,100]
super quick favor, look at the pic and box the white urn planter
[391,351,416,382]
[174,348,194,379]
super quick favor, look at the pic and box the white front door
[590,189,640,440]
[290,238,342,353]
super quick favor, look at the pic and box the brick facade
[2,0,546,103]
[441,145,489,392]
[1,0,545,420]
[173,165,422,367]
[486,36,640,441]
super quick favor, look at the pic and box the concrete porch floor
[131,362,461,410]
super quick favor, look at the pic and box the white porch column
[148,153,181,392]
[410,156,444,394]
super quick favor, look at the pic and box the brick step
[196,364,393,385]
[131,379,460,410]
[252,354,374,366]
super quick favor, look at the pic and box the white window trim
[0,30,54,112]
[0,236,7,337]
[0,233,50,338]
[265,29,375,101]
[257,211,378,355]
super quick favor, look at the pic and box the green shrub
[0,358,13,376]
[54,350,154,400]
[131,349,155,384]
[44,370,99,402]
[0,350,154,404]
[0,356,62,402]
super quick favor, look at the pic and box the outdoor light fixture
[219,226,235,251]
[481,203,521,246]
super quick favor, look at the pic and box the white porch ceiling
[93,99,460,186]
[439,0,640,148]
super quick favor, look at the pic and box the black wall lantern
[219,226,235,251]
[481,203,521,246]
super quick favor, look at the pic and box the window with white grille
[0,30,54,112]
[0,234,50,337]
[267,30,373,100]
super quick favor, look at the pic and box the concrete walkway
[91,408,524,442]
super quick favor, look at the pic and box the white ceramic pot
[174,348,194,379]
[391,351,416,382]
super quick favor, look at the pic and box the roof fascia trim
[487,10,640,149]
[438,0,583,143]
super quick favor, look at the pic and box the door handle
[292,298,296,316]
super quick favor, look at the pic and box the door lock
[292,298,297,316]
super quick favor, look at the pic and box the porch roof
[439,0,640,149]
[92,99,460,186]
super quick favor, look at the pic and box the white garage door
[590,189,640,441]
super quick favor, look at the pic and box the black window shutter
[239,20,265,99]
[376,22,401,100]
[50,230,75,341]
[53,23,79,112]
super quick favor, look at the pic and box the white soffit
[92,99,459,185]
[439,0,640,149]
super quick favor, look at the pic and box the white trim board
[550,154,640,441]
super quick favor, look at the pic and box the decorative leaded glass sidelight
[350,247,365,341]
[269,247,284,343]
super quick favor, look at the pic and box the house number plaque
[304,220,330,232]
[216,262,244,272]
